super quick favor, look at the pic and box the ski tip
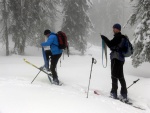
[23,59,27,62]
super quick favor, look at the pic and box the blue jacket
[41,32,62,55]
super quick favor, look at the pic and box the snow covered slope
[0,46,150,113]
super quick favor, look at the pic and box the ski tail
[24,59,39,69]
[24,59,53,84]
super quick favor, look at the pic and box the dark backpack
[119,35,133,57]
[56,31,69,57]
[56,31,68,49]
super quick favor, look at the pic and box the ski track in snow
[0,47,150,113]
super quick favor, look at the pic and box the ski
[24,59,64,86]
[94,90,145,110]
[109,96,146,111]
[119,99,145,110]
[24,59,53,83]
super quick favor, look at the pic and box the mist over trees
[0,0,150,68]
[0,0,58,55]
[0,0,132,55]
[0,0,93,55]
[89,0,132,45]
[61,0,93,54]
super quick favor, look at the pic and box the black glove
[101,35,107,39]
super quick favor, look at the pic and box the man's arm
[41,35,54,47]
[101,35,111,48]
[101,35,122,48]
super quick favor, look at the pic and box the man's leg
[44,50,52,70]
[50,54,62,83]
[111,59,118,98]
[45,50,52,61]
[117,61,127,98]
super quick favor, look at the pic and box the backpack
[119,35,133,57]
[56,31,68,49]
[56,31,69,57]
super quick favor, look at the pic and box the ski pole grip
[134,79,140,83]
[133,79,140,83]
[92,58,94,63]
[92,58,97,64]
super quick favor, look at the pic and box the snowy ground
[0,46,150,113]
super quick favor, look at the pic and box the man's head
[113,23,121,34]
[44,29,51,37]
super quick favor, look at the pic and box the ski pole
[60,57,61,67]
[31,70,41,84]
[87,58,97,98]
[63,51,65,60]
[67,43,70,57]
[127,79,140,89]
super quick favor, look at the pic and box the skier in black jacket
[101,24,128,101]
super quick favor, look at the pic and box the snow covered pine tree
[129,0,150,67]
[9,0,57,55]
[61,0,93,55]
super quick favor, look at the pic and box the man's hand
[101,35,107,39]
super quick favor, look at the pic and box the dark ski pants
[111,59,127,95]
[45,50,62,79]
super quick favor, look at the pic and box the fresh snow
[0,46,150,113]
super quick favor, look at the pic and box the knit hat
[44,29,51,35]
[113,23,121,31]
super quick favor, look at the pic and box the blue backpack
[119,35,133,57]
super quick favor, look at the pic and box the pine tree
[35,0,58,47]
[128,0,150,67]
[61,0,93,54]
[0,0,9,56]
[8,0,57,55]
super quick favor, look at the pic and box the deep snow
[0,46,150,113]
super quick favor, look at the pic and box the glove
[101,35,107,39]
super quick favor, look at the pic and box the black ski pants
[45,50,62,79]
[111,59,127,95]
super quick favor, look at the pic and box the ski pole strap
[102,39,107,68]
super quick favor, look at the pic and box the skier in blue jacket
[41,29,62,85]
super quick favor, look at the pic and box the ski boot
[53,78,60,85]
[119,94,129,103]
[40,65,51,73]
[110,93,118,99]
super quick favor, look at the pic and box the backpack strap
[111,35,126,52]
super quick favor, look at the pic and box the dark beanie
[44,29,51,35]
[113,24,121,31]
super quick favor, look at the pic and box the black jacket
[101,32,125,61]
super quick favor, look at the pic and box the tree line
[0,0,150,68]
[0,0,92,55]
